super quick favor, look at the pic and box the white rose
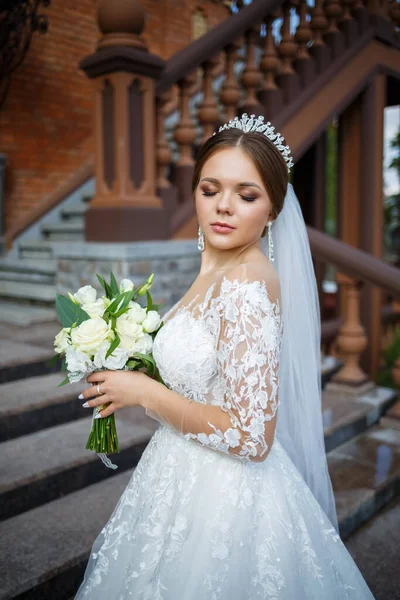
[81,298,106,319]
[71,317,113,356]
[126,301,147,324]
[54,328,71,353]
[65,346,95,381]
[120,278,135,292]
[116,312,144,351]
[130,333,153,355]
[74,285,97,305]
[93,340,130,370]
[142,310,161,333]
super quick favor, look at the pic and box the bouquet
[49,272,165,468]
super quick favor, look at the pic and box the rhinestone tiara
[213,113,294,173]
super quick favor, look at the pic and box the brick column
[80,0,167,242]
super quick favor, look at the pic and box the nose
[216,190,233,215]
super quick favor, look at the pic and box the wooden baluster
[323,0,346,58]
[310,0,330,72]
[295,0,315,86]
[339,0,359,45]
[156,90,172,190]
[368,0,395,40]
[276,1,300,103]
[258,14,282,120]
[220,42,242,122]
[156,89,179,211]
[198,56,220,144]
[326,274,375,395]
[240,28,263,115]
[352,0,370,33]
[173,72,198,203]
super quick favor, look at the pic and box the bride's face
[194,146,272,250]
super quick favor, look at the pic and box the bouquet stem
[85,404,120,454]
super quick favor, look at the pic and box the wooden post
[359,73,386,378]
[80,0,167,242]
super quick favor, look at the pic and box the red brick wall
[0,0,228,234]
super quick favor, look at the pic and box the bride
[74,114,375,599]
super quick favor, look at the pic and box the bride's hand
[79,370,157,419]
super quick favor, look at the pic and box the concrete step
[0,468,133,600]
[323,386,398,452]
[60,203,87,222]
[344,496,400,600]
[0,280,56,305]
[0,257,56,275]
[0,372,85,442]
[0,300,56,326]
[0,409,156,521]
[0,340,58,384]
[41,221,84,241]
[328,423,400,540]
[18,241,54,260]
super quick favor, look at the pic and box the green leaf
[96,274,113,299]
[55,294,91,328]
[146,291,153,311]
[57,375,70,387]
[109,271,120,297]
[126,359,140,368]
[107,290,134,315]
[46,353,61,368]
[105,332,121,359]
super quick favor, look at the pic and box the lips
[211,222,235,229]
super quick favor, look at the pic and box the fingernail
[94,413,102,419]
[82,402,89,408]
[78,393,84,400]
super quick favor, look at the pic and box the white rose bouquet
[49,272,165,465]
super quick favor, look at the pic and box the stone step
[18,241,54,260]
[0,409,157,521]
[0,372,85,442]
[0,300,57,326]
[1,422,398,600]
[41,221,84,241]
[0,468,133,600]
[322,386,398,452]
[344,496,400,599]
[0,340,58,384]
[0,257,56,275]
[60,203,87,222]
[328,423,400,540]
[0,280,56,305]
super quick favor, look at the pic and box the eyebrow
[200,177,263,191]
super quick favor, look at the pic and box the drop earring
[197,225,205,252]
[268,221,274,263]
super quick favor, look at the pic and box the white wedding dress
[74,264,375,600]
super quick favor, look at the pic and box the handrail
[308,226,400,298]
[156,0,280,96]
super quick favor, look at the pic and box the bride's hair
[192,129,289,236]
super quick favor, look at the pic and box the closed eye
[240,195,256,202]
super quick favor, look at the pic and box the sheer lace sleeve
[144,263,284,463]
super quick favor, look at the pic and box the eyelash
[202,191,256,202]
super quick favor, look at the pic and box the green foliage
[55,294,91,328]
[376,325,400,389]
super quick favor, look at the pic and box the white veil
[261,183,339,532]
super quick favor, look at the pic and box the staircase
[0,188,92,310]
[0,311,398,599]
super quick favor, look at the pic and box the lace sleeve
[144,264,284,463]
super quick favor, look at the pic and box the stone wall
[54,239,202,316]
[1,0,227,234]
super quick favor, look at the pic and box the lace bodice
[152,262,284,462]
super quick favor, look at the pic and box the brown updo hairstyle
[192,128,289,237]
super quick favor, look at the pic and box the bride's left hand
[80,370,157,418]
